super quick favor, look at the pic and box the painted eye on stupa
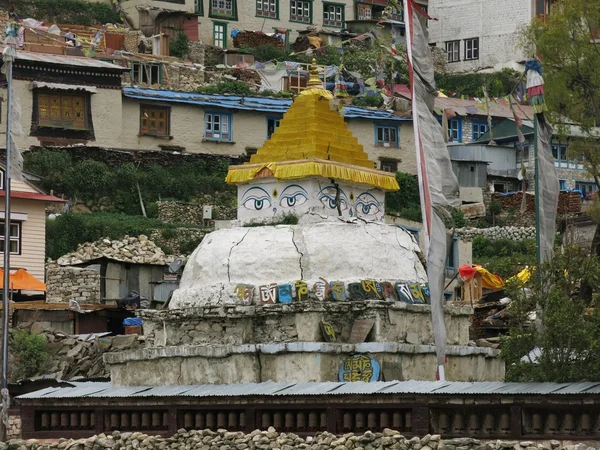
[240,187,272,211]
[354,192,381,218]
[318,186,349,211]
[279,184,308,208]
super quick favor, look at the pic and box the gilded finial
[307,58,321,88]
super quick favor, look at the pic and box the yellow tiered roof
[225,60,399,192]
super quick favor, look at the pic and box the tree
[500,246,600,382]
[524,0,600,264]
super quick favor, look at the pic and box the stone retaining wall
[138,302,473,348]
[6,411,21,439]
[7,426,597,450]
[45,261,101,304]
[156,200,236,223]
[455,226,536,241]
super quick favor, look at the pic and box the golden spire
[299,58,333,99]
[306,58,322,88]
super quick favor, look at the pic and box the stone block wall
[455,226,536,241]
[45,261,101,304]
[161,64,205,92]
[138,302,472,348]
[7,411,21,439]
[156,200,236,223]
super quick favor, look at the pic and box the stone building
[428,0,553,72]
[104,61,504,387]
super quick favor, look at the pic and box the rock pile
[31,329,142,380]
[57,235,173,266]
[455,226,536,241]
[5,428,597,450]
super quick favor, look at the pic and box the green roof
[476,119,534,143]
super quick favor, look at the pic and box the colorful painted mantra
[234,280,430,305]
[338,354,381,382]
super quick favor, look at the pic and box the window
[205,112,232,141]
[213,22,227,48]
[375,124,399,147]
[464,38,479,60]
[266,117,281,138]
[493,182,507,193]
[445,40,460,63]
[357,4,371,20]
[131,63,162,85]
[140,106,170,137]
[380,159,398,173]
[290,0,311,23]
[559,179,567,190]
[323,3,344,27]
[37,92,87,130]
[0,222,21,255]
[448,118,462,143]
[194,0,203,13]
[472,121,489,140]
[552,143,568,162]
[211,0,233,15]
[257,0,277,18]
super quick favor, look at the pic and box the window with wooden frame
[445,40,460,63]
[323,2,344,27]
[290,0,312,23]
[204,112,231,141]
[464,37,479,61]
[210,0,236,17]
[37,92,87,130]
[375,124,399,147]
[131,63,162,85]
[0,222,21,255]
[380,159,398,173]
[140,105,170,137]
[357,4,371,20]
[257,0,278,18]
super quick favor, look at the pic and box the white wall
[428,0,535,72]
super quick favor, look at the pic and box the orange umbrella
[0,268,46,291]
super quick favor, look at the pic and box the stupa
[105,61,504,385]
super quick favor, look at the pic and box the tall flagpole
[1,21,16,442]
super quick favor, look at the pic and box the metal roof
[17,380,600,400]
[11,49,127,70]
[122,88,406,121]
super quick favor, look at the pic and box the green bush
[11,330,50,381]
[46,213,203,259]
[451,209,467,228]
[16,0,122,25]
[351,93,383,108]
[197,82,252,96]
[24,150,234,215]
[179,236,204,254]
[436,68,521,98]
[240,45,287,62]
[169,33,190,58]
[472,236,537,279]
[386,172,421,215]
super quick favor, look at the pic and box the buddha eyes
[279,185,309,208]
[318,186,349,211]
[241,187,272,210]
[354,193,381,217]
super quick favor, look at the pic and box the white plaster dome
[170,221,428,308]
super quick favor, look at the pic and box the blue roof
[122,88,408,122]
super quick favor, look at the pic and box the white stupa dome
[169,220,427,308]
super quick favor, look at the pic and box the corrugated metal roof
[122,88,405,121]
[18,380,600,400]
[12,49,127,70]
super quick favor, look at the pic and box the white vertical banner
[404,0,461,381]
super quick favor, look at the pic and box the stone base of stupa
[104,302,505,386]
